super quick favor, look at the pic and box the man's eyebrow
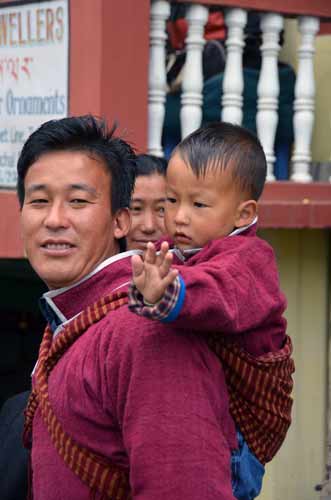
[69,183,98,195]
[131,197,166,203]
[25,183,98,196]
[25,184,46,195]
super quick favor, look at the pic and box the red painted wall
[69,0,150,152]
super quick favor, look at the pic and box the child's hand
[131,241,179,304]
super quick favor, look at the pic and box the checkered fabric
[207,334,295,465]
[23,291,132,500]
[128,277,181,321]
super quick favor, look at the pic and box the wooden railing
[148,0,330,182]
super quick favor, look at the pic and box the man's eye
[29,198,48,204]
[166,197,176,204]
[157,206,165,216]
[70,199,89,205]
[130,206,142,213]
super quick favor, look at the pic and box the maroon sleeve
[107,313,237,500]
[171,236,287,335]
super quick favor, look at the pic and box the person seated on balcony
[126,154,168,251]
[18,115,240,499]
[129,122,295,500]
[164,7,295,179]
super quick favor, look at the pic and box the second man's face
[20,150,130,290]
[126,173,167,251]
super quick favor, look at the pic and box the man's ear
[235,199,257,228]
[113,208,131,240]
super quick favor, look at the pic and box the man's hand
[131,241,178,304]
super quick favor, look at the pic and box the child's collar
[228,216,258,237]
[171,216,258,262]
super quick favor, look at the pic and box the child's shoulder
[185,233,276,268]
[207,231,272,254]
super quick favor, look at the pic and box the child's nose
[174,206,189,225]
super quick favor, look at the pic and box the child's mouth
[174,233,191,244]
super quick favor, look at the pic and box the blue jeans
[231,430,265,500]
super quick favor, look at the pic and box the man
[126,154,167,251]
[18,115,237,499]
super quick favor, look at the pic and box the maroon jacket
[31,252,237,500]
[131,225,287,357]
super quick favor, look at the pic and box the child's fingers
[160,241,170,254]
[156,241,170,267]
[131,254,144,278]
[163,269,178,287]
[159,251,173,278]
[144,242,157,264]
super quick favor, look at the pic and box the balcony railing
[147,0,330,183]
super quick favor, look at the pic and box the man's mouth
[41,240,76,253]
[42,243,74,250]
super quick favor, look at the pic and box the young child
[128,122,294,500]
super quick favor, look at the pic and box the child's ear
[235,200,257,228]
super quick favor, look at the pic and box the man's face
[126,173,167,251]
[21,150,129,289]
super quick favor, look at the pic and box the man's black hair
[174,122,267,201]
[135,154,167,178]
[17,115,136,251]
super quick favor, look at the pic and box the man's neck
[40,249,141,332]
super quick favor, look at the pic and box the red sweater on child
[129,224,287,357]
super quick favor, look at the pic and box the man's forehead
[24,150,111,197]
[25,182,98,195]
[26,150,109,176]
[29,149,109,169]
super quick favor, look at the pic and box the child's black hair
[174,122,267,201]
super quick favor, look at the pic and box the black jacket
[0,391,30,500]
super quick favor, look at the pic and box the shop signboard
[0,0,68,188]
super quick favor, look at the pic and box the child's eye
[194,201,208,208]
[166,197,177,204]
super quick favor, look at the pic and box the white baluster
[180,4,209,138]
[221,8,247,125]
[256,13,284,181]
[148,0,170,157]
[291,16,320,182]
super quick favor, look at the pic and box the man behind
[127,154,168,251]
[18,115,237,499]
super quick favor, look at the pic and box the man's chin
[37,268,79,290]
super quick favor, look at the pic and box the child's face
[165,153,250,250]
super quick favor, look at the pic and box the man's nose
[44,202,70,229]
[142,211,156,233]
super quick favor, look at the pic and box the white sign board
[0,0,69,188]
